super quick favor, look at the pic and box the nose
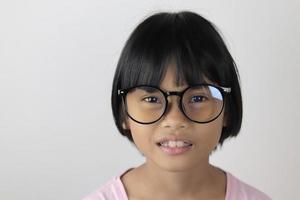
[160,96,188,129]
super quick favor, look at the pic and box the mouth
[156,140,193,155]
[156,140,193,148]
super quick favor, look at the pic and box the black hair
[111,11,242,146]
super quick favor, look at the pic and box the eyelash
[142,95,208,104]
[190,95,208,103]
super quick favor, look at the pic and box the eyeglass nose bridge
[164,91,185,104]
[165,91,184,98]
[164,91,185,113]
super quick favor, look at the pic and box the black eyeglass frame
[118,84,231,125]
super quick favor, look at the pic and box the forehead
[159,65,214,92]
[159,66,188,91]
[120,53,213,91]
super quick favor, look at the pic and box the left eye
[190,96,207,103]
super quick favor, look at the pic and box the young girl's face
[123,65,225,172]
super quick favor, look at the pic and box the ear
[121,100,130,130]
[122,120,130,130]
[223,119,227,127]
[122,121,127,129]
[222,112,228,127]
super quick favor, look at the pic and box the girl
[84,11,271,200]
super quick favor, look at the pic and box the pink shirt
[83,169,271,200]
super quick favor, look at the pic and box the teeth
[160,141,191,148]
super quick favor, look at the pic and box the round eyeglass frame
[117,84,231,125]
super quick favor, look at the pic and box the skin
[121,66,227,200]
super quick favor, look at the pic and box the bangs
[119,12,225,90]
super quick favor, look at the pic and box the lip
[155,136,193,156]
[158,145,193,155]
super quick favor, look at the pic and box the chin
[154,159,201,173]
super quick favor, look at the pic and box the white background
[0,0,299,199]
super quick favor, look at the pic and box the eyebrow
[138,86,159,93]
[160,85,189,92]
[138,85,188,93]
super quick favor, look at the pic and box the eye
[143,96,160,103]
[190,95,207,103]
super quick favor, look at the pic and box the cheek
[195,115,224,146]
[128,121,156,150]
[198,123,222,139]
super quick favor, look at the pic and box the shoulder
[82,174,128,200]
[226,172,272,200]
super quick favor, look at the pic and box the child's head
[111,11,242,147]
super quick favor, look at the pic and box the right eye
[142,96,160,103]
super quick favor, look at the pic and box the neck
[134,159,225,199]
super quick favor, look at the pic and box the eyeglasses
[118,84,231,124]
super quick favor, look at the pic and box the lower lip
[158,145,193,155]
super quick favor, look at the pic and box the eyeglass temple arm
[220,87,231,93]
[118,89,125,96]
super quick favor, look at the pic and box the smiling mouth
[156,141,193,155]
[156,140,193,148]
